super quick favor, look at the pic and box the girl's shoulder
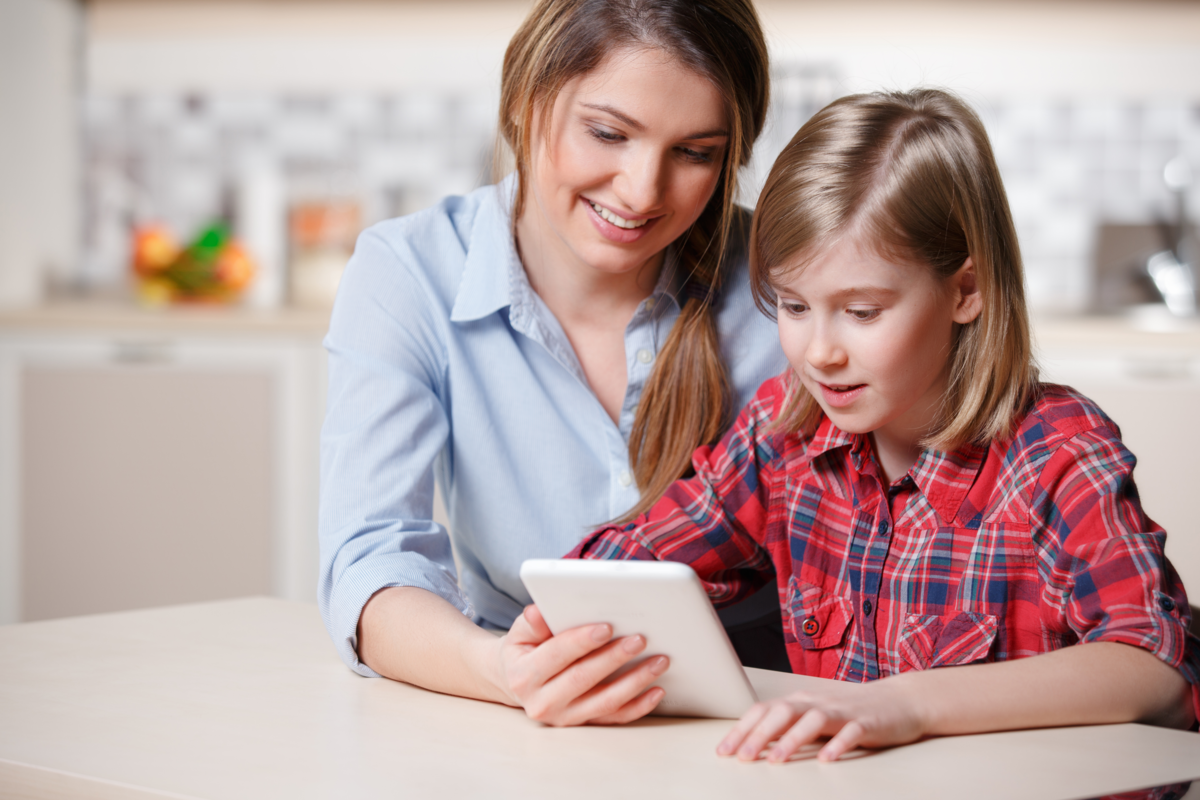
[1010,383,1122,448]
[986,383,1129,488]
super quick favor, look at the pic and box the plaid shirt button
[1159,596,1176,612]
[863,599,873,616]
[802,617,820,636]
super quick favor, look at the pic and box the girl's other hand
[496,604,670,726]
[717,676,929,763]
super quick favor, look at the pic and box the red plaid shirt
[574,375,1200,718]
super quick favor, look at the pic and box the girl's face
[518,47,729,282]
[775,238,982,456]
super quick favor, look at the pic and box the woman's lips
[583,198,660,244]
[817,382,866,409]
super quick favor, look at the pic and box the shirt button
[637,348,654,365]
[1158,596,1176,612]
[801,617,820,636]
[863,599,873,616]
[618,470,633,487]
[645,297,656,310]
[879,520,890,536]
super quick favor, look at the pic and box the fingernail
[648,655,669,675]
[591,624,612,643]
[622,635,646,654]
[716,741,733,756]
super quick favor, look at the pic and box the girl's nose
[806,327,847,371]
[615,149,667,214]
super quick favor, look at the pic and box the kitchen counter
[0,300,331,338]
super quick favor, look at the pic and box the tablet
[519,558,758,719]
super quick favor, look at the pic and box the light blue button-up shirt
[319,179,786,676]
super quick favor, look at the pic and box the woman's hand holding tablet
[496,601,671,726]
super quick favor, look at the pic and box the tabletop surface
[1,597,1198,800]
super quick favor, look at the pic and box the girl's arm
[357,586,669,725]
[719,639,1194,763]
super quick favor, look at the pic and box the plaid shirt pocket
[899,611,998,671]
[787,577,854,649]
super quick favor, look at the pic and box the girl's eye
[848,308,881,322]
[779,300,807,317]
[588,127,624,144]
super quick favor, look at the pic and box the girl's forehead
[772,240,933,295]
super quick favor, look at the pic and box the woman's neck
[515,203,661,327]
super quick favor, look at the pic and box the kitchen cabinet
[1035,317,1200,598]
[0,305,328,623]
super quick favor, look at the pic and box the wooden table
[1,598,1198,799]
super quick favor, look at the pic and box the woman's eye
[676,146,713,164]
[848,308,881,322]
[588,127,624,144]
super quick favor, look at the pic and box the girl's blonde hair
[749,89,1038,449]
[499,0,770,518]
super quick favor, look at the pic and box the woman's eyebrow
[579,102,728,140]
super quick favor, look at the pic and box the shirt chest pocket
[899,611,998,671]
[786,576,854,649]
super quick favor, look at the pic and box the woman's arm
[719,640,1194,763]
[358,586,670,725]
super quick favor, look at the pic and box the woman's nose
[615,149,667,213]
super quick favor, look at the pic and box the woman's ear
[951,257,983,324]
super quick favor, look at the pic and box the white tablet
[519,558,758,719]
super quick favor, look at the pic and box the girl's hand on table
[717,675,929,763]
[496,604,669,727]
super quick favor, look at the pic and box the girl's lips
[583,198,661,244]
[817,382,866,409]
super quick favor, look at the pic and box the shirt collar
[808,413,988,526]
[450,175,523,324]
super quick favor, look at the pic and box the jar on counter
[288,202,359,308]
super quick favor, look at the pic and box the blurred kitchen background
[1,0,1198,624]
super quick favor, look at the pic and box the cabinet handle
[111,340,175,364]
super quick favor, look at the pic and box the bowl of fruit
[131,223,256,306]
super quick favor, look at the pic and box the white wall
[0,0,81,307]
[84,0,1200,99]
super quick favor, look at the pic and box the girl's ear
[951,257,983,324]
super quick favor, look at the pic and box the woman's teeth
[590,201,648,229]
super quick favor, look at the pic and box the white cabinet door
[0,332,324,623]
[1039,346,1200,598]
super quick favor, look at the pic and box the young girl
[566,89,1200,757]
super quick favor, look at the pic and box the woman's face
[518,47,729,283]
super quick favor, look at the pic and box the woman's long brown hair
[497,0,770,520]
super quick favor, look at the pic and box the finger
[737,703,810,762]
[521,604,553,641]
[717,702,773,756]
[550,648,668,726]
[589,685,667,725]
[818,720,866,762]
[516,622,616,688]
[768,708,833,763]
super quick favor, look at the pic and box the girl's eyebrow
[579,102,728,140]
[830,285,898,301]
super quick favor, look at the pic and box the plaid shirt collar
[803,414,989,527]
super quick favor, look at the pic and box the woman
[319,0,784,725]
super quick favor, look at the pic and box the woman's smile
[583,197,662,243]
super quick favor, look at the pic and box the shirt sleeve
[1030,425,1200,721]
[570,377,787,607]
[319,221,468,677]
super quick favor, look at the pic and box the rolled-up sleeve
[1031,427,1200,720]
[319,223,468,677]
